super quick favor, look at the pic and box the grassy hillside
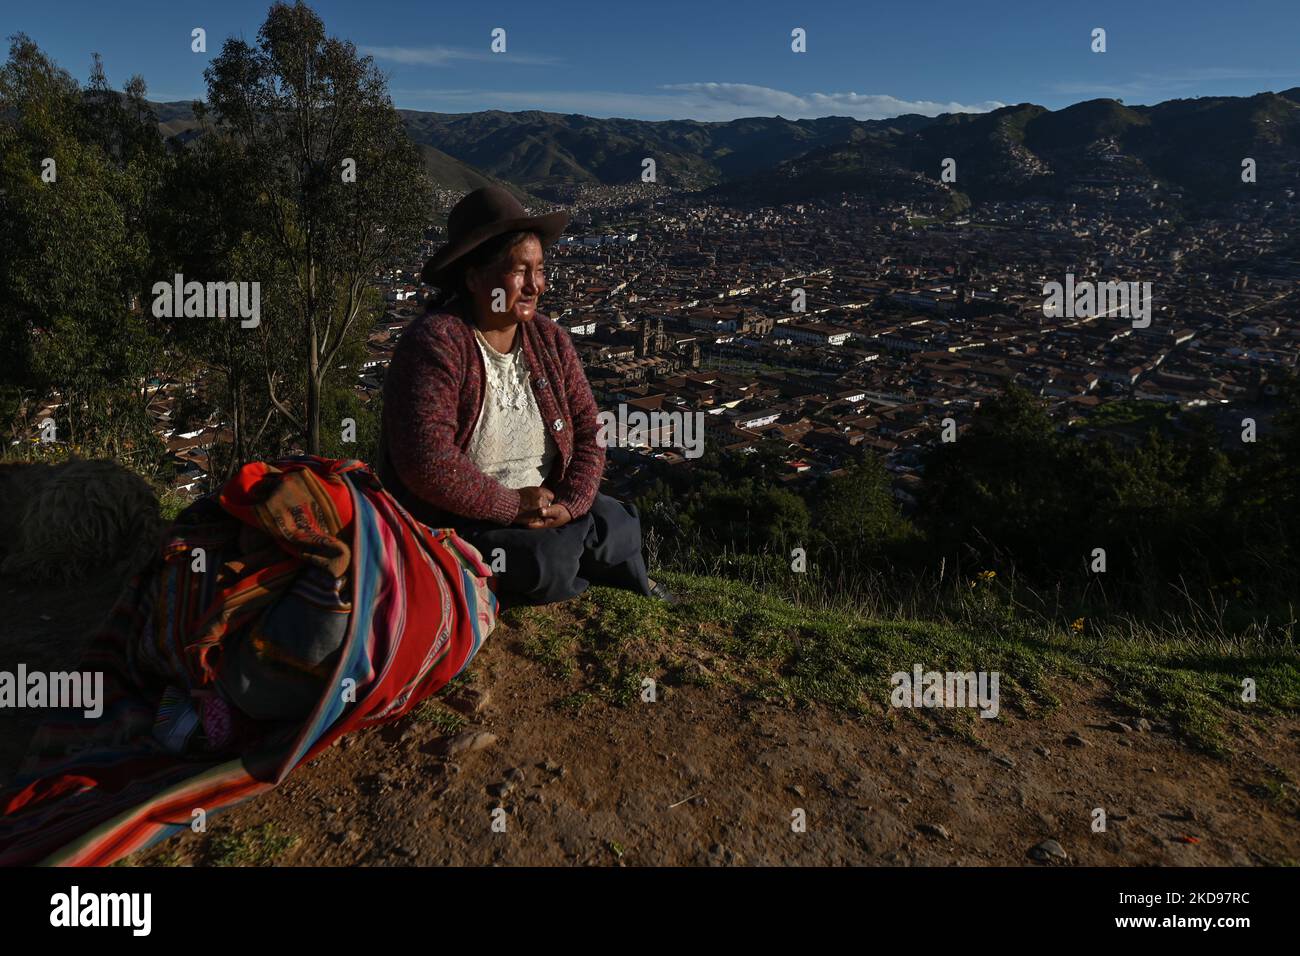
[510,571,1300,755]
[103,567,1300,867]
[146,90,1300,207]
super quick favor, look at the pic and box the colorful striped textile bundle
[0,456,497,866]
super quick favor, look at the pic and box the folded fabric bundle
[0,455,497,866]
[218,564,354,722]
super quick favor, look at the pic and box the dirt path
[3,575,1298,866]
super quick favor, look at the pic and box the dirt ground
[1,573,1297,866]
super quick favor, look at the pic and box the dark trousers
[447,493,653,606]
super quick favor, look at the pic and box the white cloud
[361,45,561,67]
[1050,67,1300,102]
[661,82,1003,119]
[391,81,1003,121]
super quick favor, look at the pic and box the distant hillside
[415,143,534,201]
[699,131,963,210]
[146,89,1300,210]
[31,569,1295,868]
[147,100,534,202]
[717,93,1300,208]
[396,109,935,193]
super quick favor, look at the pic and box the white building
[785,323,851,346]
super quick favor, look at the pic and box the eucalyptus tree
[201,0,433,454]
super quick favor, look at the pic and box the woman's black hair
[426,229,543,316]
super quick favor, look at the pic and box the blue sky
[4,0,1298,120]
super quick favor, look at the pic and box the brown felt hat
[420,186,569,287]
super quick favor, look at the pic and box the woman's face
[467,235,546,324]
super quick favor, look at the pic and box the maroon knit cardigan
[377,305,605,527]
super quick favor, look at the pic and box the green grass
[509,571,1300,755]
[1081,399,1174,432]
[207,822,299,866]
[441,668,479,691]
[157,487,193,523]
[410,699,466,733]
[1248,767,1299,814]
[554,690,595,715]
[512,606,580,679]
[112,848,184,867]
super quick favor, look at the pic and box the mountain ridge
[144,89,1300,208]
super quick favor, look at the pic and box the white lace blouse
[465,325,559,490]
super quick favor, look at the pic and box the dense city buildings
[28,178,1293,503]
[360,182,1298,508]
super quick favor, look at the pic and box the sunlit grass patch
[207,822,299,866]
[410,699,466,733]
[500,569,1299,753]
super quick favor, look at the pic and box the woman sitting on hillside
[377,186,675,608]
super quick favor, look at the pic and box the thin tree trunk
[307,327,320,455]
[307,370,320,455]
[228,370,243,481]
